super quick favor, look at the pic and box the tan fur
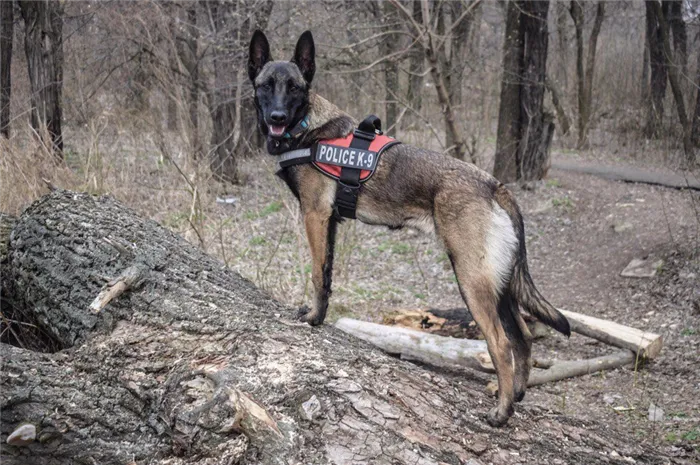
[275,85,562,427]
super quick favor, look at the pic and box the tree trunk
[519,0,552,182]
[546,76,571,136]
[644,0,667,138]
[0,0,12,138]
[381,1,399,131]
[555,0,569,92]
[18,0,63,156]
[569,1,604,149]
[0,190,674,465]
[448,0,474,109]
[494,0,552,183]
[649,0,694,165]
[406,0,424,117]
[493,0,523,182]
[207,0,238,184]
[665,0,687,75]
[641,30,650,102]
[693,49,700,147]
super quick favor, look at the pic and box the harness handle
[358,115,382,135]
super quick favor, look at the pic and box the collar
[282,114,310,139]
[277,148,312,170]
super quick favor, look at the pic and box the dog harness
[277,115,400,219]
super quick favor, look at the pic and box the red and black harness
[277,115,400,219]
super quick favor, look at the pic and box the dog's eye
[288,80,301,92]
[260,80,273,91]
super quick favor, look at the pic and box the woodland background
[1,1,700,462]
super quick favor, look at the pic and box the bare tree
[19,0,64,156]
[569,0,605,149]
[693,48,700,148]
[666,0,687,75]
[494,0,554,183]
[0,0,12,138]
[406,0,424,117]
[391,0,477,161]
[649,0,694,165]
[644,0,668,138]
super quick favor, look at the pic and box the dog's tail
[495,187,571,337]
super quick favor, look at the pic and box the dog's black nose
[270,111,287,123]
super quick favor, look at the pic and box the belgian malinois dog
[248,30,570,427]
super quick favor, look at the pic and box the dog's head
[248,30,316,153]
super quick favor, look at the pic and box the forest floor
[199,149,700,462]
[2,130,699,462]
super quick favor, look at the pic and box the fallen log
[559,309,662,359]
[335,317,494,372]
[0,191,673,464]
[486,350,637,395]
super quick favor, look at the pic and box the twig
[90,264,148,313]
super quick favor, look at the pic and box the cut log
[527,350,637,386]
[487,350,637,395]
[335,317,494,372]
[559,309,663,359]
[0,191,672,464]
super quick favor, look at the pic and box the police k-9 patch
[314,143,378,171]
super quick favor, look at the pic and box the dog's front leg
[299,210,338,326]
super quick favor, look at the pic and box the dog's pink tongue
[269,125,286,137]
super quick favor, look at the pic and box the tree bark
[207,0,238,184]
[406,0,424,117]
[519,0,552,182]
[649,0,694,165]
[0,0,12,138]
[545,76,571,136]
[665,0,687,75]
[693,49,700,147]
[644,0,668,139]
[555,0,569,92]
[569,1,604,149]
[0,190,674,465]
[18,0,64,156]
[380,1,399,130]
[493,0,523,182]
[494,0,553,183]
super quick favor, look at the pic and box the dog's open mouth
[268,124,286,137]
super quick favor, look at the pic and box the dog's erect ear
[292,31,315,84]
[248,30,271,83]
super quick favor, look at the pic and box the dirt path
[552,159,700,191]
[165,156,700,462]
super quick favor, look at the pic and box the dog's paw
[297,305,324,326]
[297,305,312,319]
[486,406,512,427]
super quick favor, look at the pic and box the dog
[248,30,570,427]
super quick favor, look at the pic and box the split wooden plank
[559,309,662,359]
[334,317,494,373]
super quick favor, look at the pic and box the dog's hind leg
[438,199,521,426]
[498,290,532,403]
[453,263,516,426]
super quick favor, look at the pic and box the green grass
[546,178,562,188]
[391,243,411,255]
[682,429,699,442]
[681,328,696,336]
[249,236,267,246]
[552,196,575,210]
[244,201,283,220]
